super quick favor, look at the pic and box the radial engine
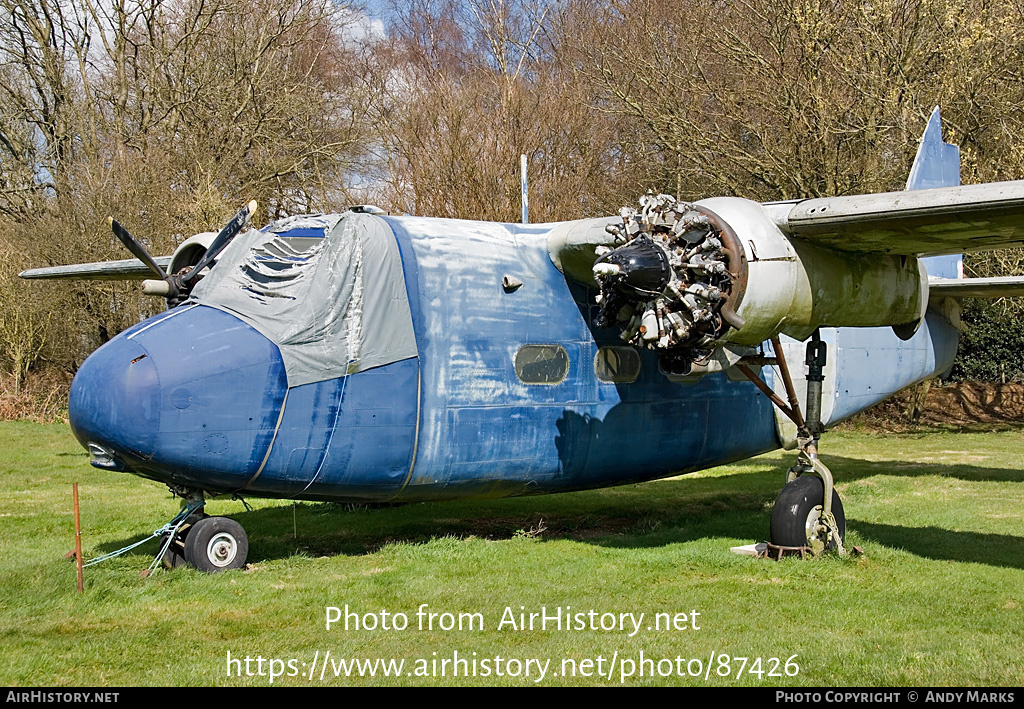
[549,192,929,376]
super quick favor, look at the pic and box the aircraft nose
[69,305,287,490]
[69,333,161,466]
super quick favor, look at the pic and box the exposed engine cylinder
[585,192,929,373]
[592,193,747,370]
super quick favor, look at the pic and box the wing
[774,180,1024,256]
[770,107,1024,258]
[19,257,172,281]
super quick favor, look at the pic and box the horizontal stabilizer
[19,257,171,281]
[929,275,1024,299]
[779,180,1024,256]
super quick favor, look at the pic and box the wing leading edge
[775,179,1024,257]
[19,256,171,281]
[929,275,1024,298]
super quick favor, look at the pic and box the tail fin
[906,106,961,190]
[908,107,963,279]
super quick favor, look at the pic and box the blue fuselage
[68,215,958,502]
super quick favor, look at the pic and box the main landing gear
[159,488,249,572]
[738,330,846,555]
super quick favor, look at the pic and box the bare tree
[559,0,1024,201]
[0,0,377,380]
[366,0,636,221]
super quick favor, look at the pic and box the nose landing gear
[158,487,249,573]
[182,516,249,572]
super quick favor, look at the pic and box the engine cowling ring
[694,204,748,333]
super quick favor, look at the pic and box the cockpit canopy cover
[192,212,417,387]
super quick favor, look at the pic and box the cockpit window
[190,213,417,387]
[240,236,321,298]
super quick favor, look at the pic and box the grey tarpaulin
[191,212,417,387]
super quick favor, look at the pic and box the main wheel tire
[770,475,845,552]
[160,511,208,570]
[183,516,248,572]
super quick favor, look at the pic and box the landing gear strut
[160,487,249,572]
[159,510,206,569]
[740,331,846,555]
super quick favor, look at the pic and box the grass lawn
[1,420,1022,686]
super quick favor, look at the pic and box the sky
[340,1,388,44]
[359,0,392,24]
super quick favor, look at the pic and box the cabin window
[514,345,569,384]
[594,346,641,383]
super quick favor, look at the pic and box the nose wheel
[157,488,249,572]
[182,516,249,572]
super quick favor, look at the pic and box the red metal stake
[73,483,83,594]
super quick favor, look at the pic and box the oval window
[594,346,641,383]
[515,345,569,385]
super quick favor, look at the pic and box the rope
[83,500,206,570]
[83,534,159,567]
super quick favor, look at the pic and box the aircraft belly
[582,399,712,478]
[416,381,778,499]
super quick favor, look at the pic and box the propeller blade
[108,217,169,280]
[181,200,257,285]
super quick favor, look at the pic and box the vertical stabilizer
[909,107,962,278]
[906,106,961,190]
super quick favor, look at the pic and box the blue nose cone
[69,331,161,463]
[70,305,288,491]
